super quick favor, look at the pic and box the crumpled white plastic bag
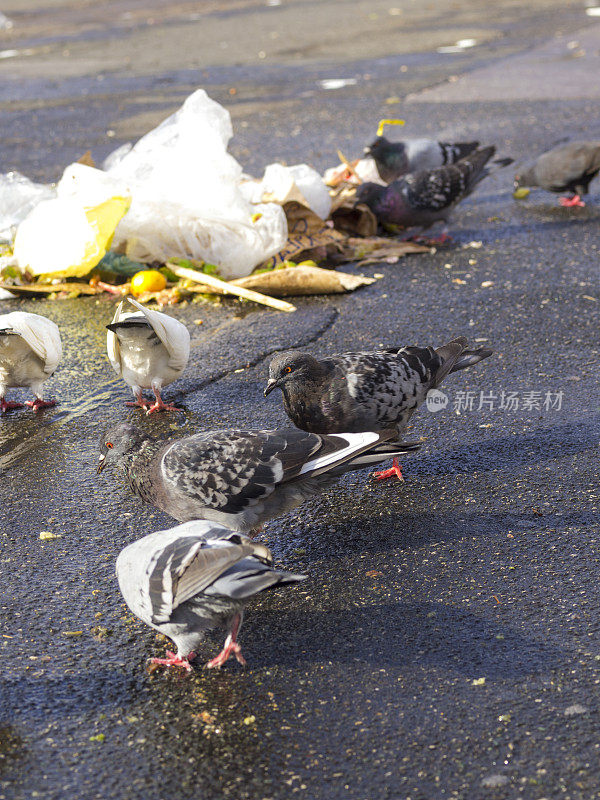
[0,172,56,242]
[240,163,332,220]
[105,89,288,279]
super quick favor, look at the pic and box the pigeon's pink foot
[146,400,183,414]
[0,399,25,413]
[372,457,404,482]
[146,387,183,414]
[559,194,585,208]
[25,398,57,413]
[125,399,151,410]
[206,637,246,669]
[125,390,151,411]
[206,614,246,669]
[149,649,195,672]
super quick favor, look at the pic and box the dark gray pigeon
[514,141,600,207]
[98,423,419,532]
[356,146,512,233]
[116,520,305,671]
[264,337,492,480]
[365,136,480,183]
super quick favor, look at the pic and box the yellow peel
[513,187,530,200]
[376,118,405,137]
[130,270,167,296]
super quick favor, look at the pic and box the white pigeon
[0,311,62,412]
[106,296,190,414]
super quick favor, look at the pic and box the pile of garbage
[0,90,427,311]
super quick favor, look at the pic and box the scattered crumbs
[89,733,106,743]
[564,704,588,716]
[243,715,256,725]
[481,281,494,288]
[472,677,486,686]
[39,531,60,540]
[62,630,83,637]
[582,295,597,302]
[481,774,509,787]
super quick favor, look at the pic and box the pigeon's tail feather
[347,440,421,469]
[491,156,514,169]
[429,336,469,388]
[450,346,494,373]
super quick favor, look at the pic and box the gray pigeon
[116,520,305,671]
[264,337,492,480]
[356,146,512,233]
[364,136,480,183]
[97,423,419,532]
[514,141,600,207]
[0,311,62,412]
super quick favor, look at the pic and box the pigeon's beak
[263,379,279,397]
[97,453,107,474]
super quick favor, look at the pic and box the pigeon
[106,296,190,413]
[514,141,600,207]
[116,520,305,671]
[364,136,480,183]
[264,336,492,481]
[97,423,420,532]
[356,146,512,235]
[0,311,62,412]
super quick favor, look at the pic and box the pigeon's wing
[206,559,306,601]
[438,141,480,164]
[161,429,325,516]
[160,427,400,516]
[293,430,394,479]
[106,300,126,375]
[402,148,494,211]
[537,142,600,190]
[144,528,272,624]
[127,297,190,373]
[4,312,62,375]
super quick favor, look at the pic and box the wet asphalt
[1,1,600,798]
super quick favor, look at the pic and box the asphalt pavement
[0,1,599,798]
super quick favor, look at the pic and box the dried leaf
[233,265,376,296]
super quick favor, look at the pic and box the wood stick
[0,282,99,295]
[166,261,296,313]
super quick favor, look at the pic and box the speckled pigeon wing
[326,352,434,430]
[160,429,324,517]
[127,297,190,373]
[402,146,495,211]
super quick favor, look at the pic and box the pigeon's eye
[106,442,114,449]
[284,366,293,374]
